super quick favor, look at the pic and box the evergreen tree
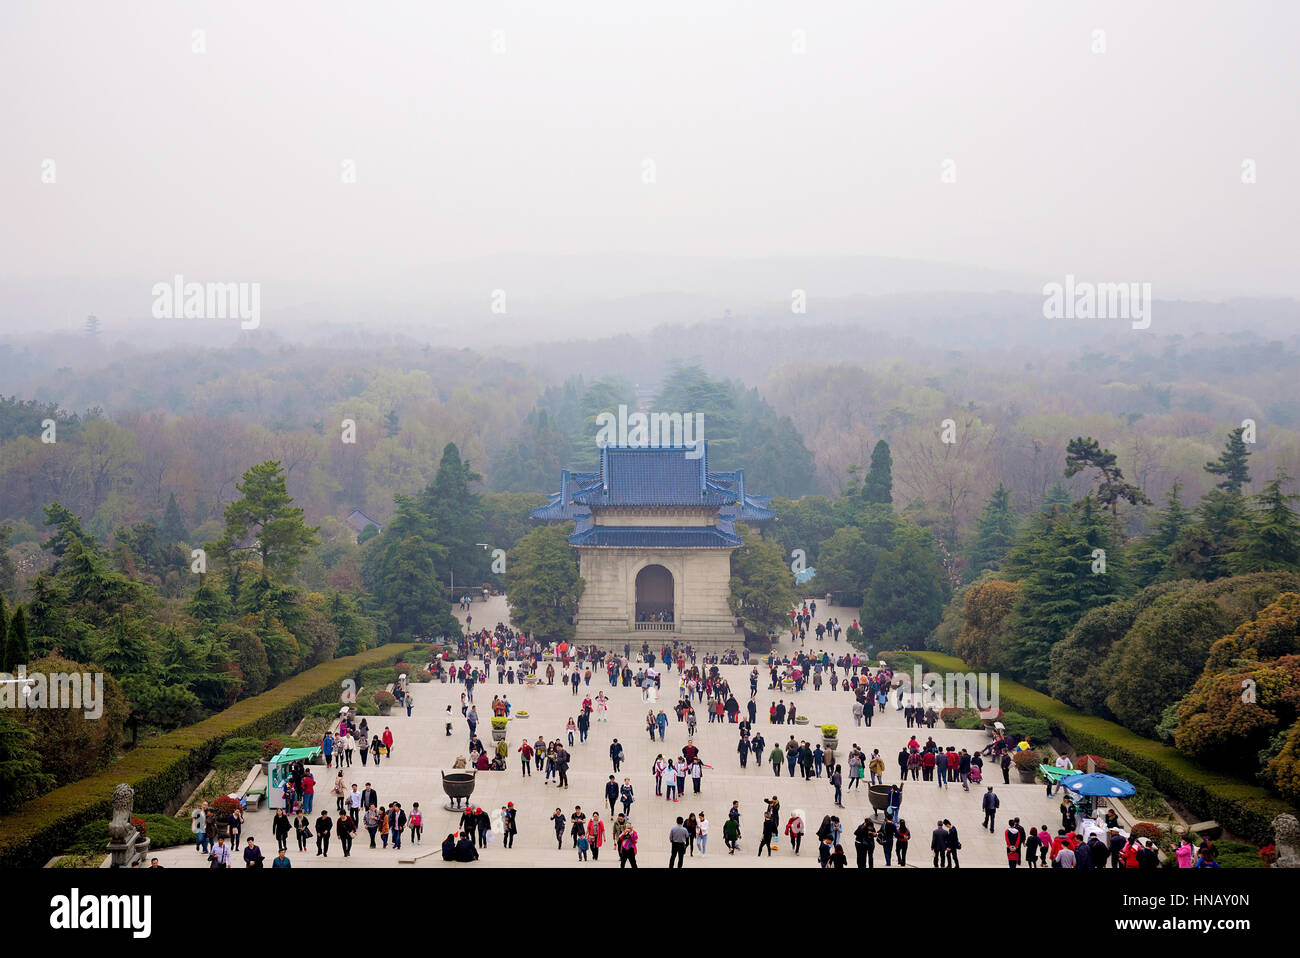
[1129,480,1190,586]
[503,525,585,642]
[861,440,894,505]
[159,492,187,544]
[1042,482,1073,511]
[5,606,29,672]
[1174,488,1249,581]
[0,525,16,601]
[1064,437,1151,517]
[0,596,7,671]
[210,461,318,579]
[1002,498,1125,685]
[859,529,948,652]
[423,443,486,593]
[1205,426,1252,494]
[0,713,54,811]
[965,483,1018,580]
[728,527,799,637]
[1231,471,1300,573]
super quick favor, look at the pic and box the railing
[635,622,676,631]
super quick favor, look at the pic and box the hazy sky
[3,0,1298,330]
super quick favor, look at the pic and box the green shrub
[491,716,509,729]
[1000,712,1053,745]
[955,713,985,730]
[0,643,417,868]
[1012,749,1042,770]
[61,813,195,858]
[908,650,1294,844]
[373,691,397,709]
[353,696,379,716]
[1215,841,1266,869]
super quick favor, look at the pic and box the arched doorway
[635,564,674,625]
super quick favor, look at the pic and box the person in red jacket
[300,771,317,813]
[587,813,606,861]
[382,727,395,757]
[921,751,936,781]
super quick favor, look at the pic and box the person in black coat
[605,775,620,815]
[931,821,948,868]
[454,833,479,862]
[944,820,960,868]
[271,809,291,852]
[441,834,457,861]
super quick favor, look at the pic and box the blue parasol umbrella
[1060,773,1136,798]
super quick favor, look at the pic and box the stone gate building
[531,443,774,649]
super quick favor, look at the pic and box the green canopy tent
[268,746,323,810]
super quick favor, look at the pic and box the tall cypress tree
[1231,471,1300,573]
[861,440,894,505]
[5,606,29,672]
[1205,426,1252,494]
[159,492,187,545]
[966,483,1018,580]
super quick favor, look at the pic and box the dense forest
[1,317,1298,814]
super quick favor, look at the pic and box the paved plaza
[151,599,1068,868]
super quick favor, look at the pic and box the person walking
[723,813,741,855]
[931,820,948,868]
[364,805,379,848]
[945,819,960,868]
[294,810,312,852]
[336,811,355,858]
[618,824,639,868]
[551,808,566,850]
[587,813,605,861]
[605,775,620,817]
[610,739,624,773]
[831,765,844,807]
[758,812,778,856]
[669,817,689,867]
[697,812,709,855]
[314,810,332,857]
[784,812,804,855]
[982,787,1000,833]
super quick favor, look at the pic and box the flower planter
[794,716,809,726]
[822,737,838,752]
[1016,766,1037,784]
[782,680,795,693]
[491,727,506,742]
[515,711,528,719]
[379,705,391,716]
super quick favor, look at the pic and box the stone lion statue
[1273,813,1300,868]
[108,783,136,843]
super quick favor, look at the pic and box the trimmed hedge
[0,643,416,869]
[883,650,1295,844]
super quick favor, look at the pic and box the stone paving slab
[151,611,1067,868]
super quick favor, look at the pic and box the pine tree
[210,461,318,579]
[1064,437,1151,517]
[966,483,1018,580]
[1130,480,1189,586]
[1205,426,1252,494]
[5,607,29,672]
[861,440,893,505]
[1231,471,1300,573]
[159,492,187,545]
[1002,497,1124,685]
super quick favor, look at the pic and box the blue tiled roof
[529,443,776,522]
[570,446,733,507]
[568,525,742,549]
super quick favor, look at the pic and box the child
[577,832,590,862]
[410,803,423,845]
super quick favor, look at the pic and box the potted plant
[781,677,795,693]
[212,795,241,839]
[374,690,396,716]
[515,710,528,719]
[1011,749,1040,784]
[490,715,509,741]
[821,724,839,749]
[939,707,964,728]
